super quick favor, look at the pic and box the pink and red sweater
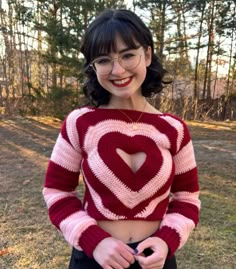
[43,106,200,258]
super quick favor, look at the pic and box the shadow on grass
[0,118,235,269]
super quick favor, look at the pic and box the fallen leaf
[0,248,10,256]
[22,179,31,185]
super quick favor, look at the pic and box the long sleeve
[43,110,111,257]
[153,116,200,258]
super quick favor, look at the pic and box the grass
[0,117,235,269]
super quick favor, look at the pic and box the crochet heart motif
[116,148,147,173]
[98,132,163,191]
[83,120,172,209]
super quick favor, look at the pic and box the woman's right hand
[93,237,135,269]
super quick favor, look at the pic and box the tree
[32,0,126,117]
[133,0,172,61]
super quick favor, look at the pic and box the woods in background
[0,0,235,120]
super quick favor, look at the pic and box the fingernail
[134,248,138,254]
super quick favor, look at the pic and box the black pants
[69,241,177,269]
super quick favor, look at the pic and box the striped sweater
[43,106,200,258]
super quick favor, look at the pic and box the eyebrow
[118,47,134,53]
[97,47,138,57]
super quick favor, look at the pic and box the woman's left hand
[134,237,169,269]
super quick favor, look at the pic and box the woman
[43,9,200,269]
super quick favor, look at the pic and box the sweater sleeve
[153,117,200,258]
[43,111,111,257]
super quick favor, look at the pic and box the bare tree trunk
[150,1,167,61]
[193,2,206,119]
[0,2,18,114]
[175,0,186,60]
[222,5,236,121]
[35,0,43,90]
[50,2,58,90]
[16,20,25,96]
[181,1,189,61]
[203,0,215,100]
[159,1,167,61]
[23,24,31,96]
[226,6,235,97]
[212,39,221,100]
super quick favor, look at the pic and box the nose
[111,58,125,75]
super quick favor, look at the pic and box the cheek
[96,75,112,92]
[97,75,107,86]
[138,65,148,80]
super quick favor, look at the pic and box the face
[93,36,152,101]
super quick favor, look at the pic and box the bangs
[89,20,141,60]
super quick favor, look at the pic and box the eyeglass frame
[89,50,143,75]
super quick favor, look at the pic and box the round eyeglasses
[90,53,142,75]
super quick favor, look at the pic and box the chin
[118,92,133,99]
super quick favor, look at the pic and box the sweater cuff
[79,225,111,257]
[153,226,180,258]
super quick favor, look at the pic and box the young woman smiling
[43,9,200,269]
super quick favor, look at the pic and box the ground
[0,116,235,269]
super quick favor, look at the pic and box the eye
[122,53,136,60]
[95,57,111,65]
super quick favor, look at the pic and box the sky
[0,0,233,76]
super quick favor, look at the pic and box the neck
[108,96,147,111]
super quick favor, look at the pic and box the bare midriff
[97,220,161,243]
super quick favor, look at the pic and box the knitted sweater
[43,106,200,258]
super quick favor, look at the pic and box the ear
[145,46,152,67]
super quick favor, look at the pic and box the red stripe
[171,167,199,193]
[49,196,82,229]
[45,161,80,191]
[168,200,199,225]
[154,226,181,258]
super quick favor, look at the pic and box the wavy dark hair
[80,9,168,106]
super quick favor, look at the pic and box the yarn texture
[43,106,200,258]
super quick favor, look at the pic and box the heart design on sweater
[116,148,147,173]
[83,120,172,208]
[98,132,166,191]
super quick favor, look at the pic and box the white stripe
[84,120,172,209]
[59,211,97,248]
[83,172,126,220]
[160,115,184,152]
[42,187,78,208]
[66,107,94,152]
[171,191,201,209]
[135,188,170,218]
[173,141,196,174]
[51,134,81,172]
[160,213,195,249]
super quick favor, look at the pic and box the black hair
[80,9,168,106]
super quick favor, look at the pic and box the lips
[111,77,132,87]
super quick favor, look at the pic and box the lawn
[0,117,235,269]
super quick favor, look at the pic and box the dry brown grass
[0,117,235,269]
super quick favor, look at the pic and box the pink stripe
[171,191,201,209]
[160,115,184,152]
[51,134,81,172]
[84,120,172,209]
[84,173,126,220]
[173,141,196,175]
[88,145,172,208]
[43,187,78,208]
[66,108,93,152]
[134,188,170,218]
[161,213,195,248]
[59,211,97,248]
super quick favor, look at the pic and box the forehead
[91,26,140,59]
[106,35,138,54]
